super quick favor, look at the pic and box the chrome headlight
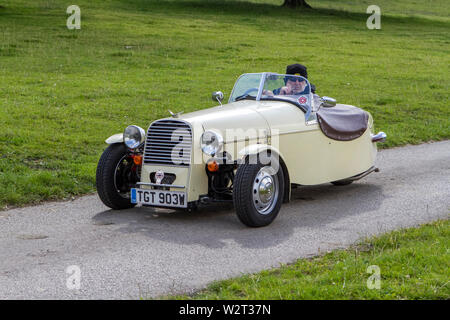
[123,125,145,149]
[201,130,223,156]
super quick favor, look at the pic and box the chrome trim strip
[148,139,192,147]
[145,143,191,148]
[371,131,387,143]
[147,134,192,139]
[146,145,188,150]
[305,119,318,126]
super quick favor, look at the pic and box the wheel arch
[238,144,291,203]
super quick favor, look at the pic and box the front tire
[96,144,137,210]
[233,156,284,227]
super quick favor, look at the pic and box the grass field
[168,219,449,299]
[0,0,449,208]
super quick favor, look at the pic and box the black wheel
[96,143,138,210]
[331,179,353,186]
[233,156,284,227]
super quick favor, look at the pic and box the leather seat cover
[317,104,369,141]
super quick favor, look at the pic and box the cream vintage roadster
[96,73,386,227]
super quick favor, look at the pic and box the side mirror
[321,96,336,108]
[212,91,224,106]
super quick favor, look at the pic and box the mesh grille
[143,120,192,166]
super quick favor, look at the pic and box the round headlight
[123,125,145,149]
[201,130,223,156]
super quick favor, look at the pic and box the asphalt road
[0,141,449,299]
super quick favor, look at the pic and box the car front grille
[143,119,192,166]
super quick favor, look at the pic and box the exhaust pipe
[348,166,379,181]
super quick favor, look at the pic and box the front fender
[237,144,290,203]
[238,144,284,161]
[105,133,123,144]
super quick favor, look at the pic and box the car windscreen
[229,73,263,102]
[261,74,311,97]
[229,73,311,105]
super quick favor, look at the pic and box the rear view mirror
[212,91,224,106]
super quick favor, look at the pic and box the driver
[273,63,316,95]
[279,75,308,95]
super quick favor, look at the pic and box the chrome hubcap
[252,167,279,215]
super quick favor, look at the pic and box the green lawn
[0,0,449,208]
[169,219,450,300]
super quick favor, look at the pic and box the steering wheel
[235,87,259,101]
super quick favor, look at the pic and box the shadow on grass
[1,0,447,33]
[111,0,448,27]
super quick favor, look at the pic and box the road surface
[0,141,448,299]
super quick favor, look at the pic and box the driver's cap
[286,63,308,78]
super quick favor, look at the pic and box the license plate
[131,188,187,208]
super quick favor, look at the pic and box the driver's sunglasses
[286,77,304,83]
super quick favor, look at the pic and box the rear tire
[96,144,137,210]
[233,156,284,227]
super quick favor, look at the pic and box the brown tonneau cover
[317,104,369,141]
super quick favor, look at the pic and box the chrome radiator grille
[143,120,192,166]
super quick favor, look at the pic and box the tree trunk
[282,0,312,9]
